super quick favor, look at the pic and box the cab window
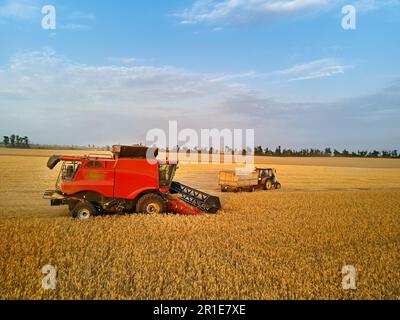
[85,161,104,169]
[85,161,95,168]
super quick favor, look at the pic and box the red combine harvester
[43,145,221,219]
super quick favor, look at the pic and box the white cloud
[0,1,96,30]
[0,0,39,20]
[0,50,398,149]
[177,0,330,25]
[176,0,400,25]
[1,50,230,103]
[208,71,258,82]
[273,58,352,81]
[0,49,253,144]
[60,23,89,30]
[353,0,400,12]
[61,10,95,30]
[221,78,400,149]
[107,57,144,65]
[68,11,96,21]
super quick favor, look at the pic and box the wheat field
[0,148,399,300]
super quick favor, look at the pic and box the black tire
[136,193,165,214]
[72,202,97,220]
[275,182,282,190]
[248,187,255,192]
[264,180,273,191]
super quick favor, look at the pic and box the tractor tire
[275,182,282,190]
[264,180,273,191]
[136,193,165,214]
[72,202,97,220]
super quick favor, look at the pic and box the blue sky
[0,0,399,150]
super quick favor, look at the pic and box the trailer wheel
[72,202,97,220]
[137,193,165,214]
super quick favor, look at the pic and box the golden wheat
[0,149,399,299]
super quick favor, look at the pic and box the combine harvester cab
[44,145,221,218]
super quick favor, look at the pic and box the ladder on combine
[170,181,221,214]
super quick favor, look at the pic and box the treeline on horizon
[252,146,399,159]
[1,136,399,159]
[2,134,30,148]
[164,145,400,159]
